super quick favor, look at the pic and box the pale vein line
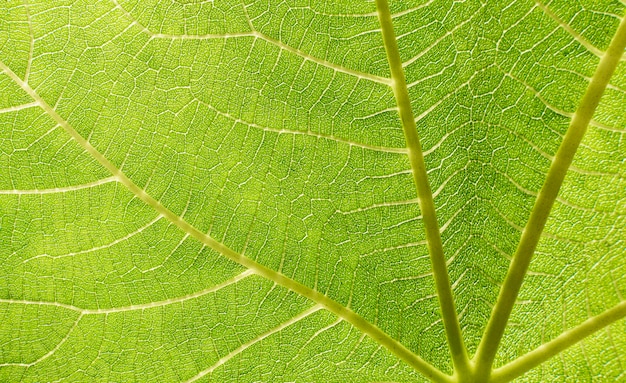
[0,102,39,114]
[298,317,344,352]
[607,81,626,95]
[534,0,604,59]
[0,299,83,313]
[83,270,254,314]
[590,119,626,132]
[555,195,621,213]
[413,68,485,126]
[234,31,392,85]
[569,163,621,177]
[497,64,625,135]
[236,3,432,20]
[0,271,253,368]
[285,6,378,18]
[183,304,324,383]
[401,4,483,68]
[360,241,428,258]
[0,313,83,367]
[422,122,467,158]
[380,273,433,285]
[0,59,447,383]
[194,98,408,154]
[336,198,419,215]
[152,31,252,39]
[493,168,538,198]
[140,232,190,273]
[496,64,575,120]
[390,0,437,19]
[109,0,391,86]
[438,197,474,234]
[27,316,80,364]
[353,106,399,120]
[0,270,254,316]
[0,176,118,196]
[22,214,163,263]
[488,200,524,233]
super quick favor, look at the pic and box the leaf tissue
[1,0,625,382]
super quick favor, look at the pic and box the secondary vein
[375,0,470,377]
[473,11,626,382]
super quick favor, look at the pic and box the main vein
[473,12,626,381]
[375,0,469,377]
[0,60,450,383]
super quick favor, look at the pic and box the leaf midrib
[375,0,469,376]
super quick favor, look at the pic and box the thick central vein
[0,60,450,383]
[375,0,469,377]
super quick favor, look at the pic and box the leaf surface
[0,0,625,382]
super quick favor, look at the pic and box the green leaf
[1,0,625,382]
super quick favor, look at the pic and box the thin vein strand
[473,12,626,381]
[533,0,604,58]
[184,304,324,382]
[375,0,469,377]
[110,0,391,86]
[0,176,118,195]
[0,270,253,314]
[0,102,39,114]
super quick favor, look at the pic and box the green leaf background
[1,0,625,382]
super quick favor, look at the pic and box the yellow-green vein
[375,0,469,377]
[490,301,626,383]
[473,11,626,382]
